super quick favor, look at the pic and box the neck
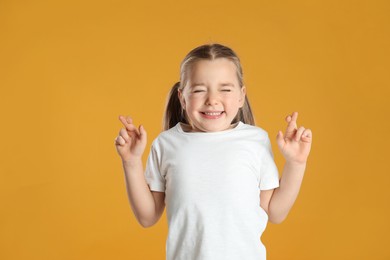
[179,122,239,133]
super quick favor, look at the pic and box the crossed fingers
[119,115,140,136]
[284,112,311,142]
[284,112,298,140]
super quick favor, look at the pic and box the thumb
[139,125,147,142]
[276,130,285,148]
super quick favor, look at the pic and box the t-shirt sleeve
[144,142,166,192]
[259,133,280,190]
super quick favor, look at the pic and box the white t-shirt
[144,121,280,260]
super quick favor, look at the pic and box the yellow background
[1,0,389,259]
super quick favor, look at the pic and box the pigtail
[163,82,188,130]
[234,96,255,126]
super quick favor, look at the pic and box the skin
[115,59,313,225]
[261,111,312,223]
[177,58,246,132]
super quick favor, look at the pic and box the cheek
[225,95,241,104]
[186,95,203,106]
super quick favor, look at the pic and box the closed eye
[221,89,232,92]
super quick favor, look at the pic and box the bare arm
[115,115,165,228]
[261,112,312,224]
[122,159,165,228]
[261,162,306,224]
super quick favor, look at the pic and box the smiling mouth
[201,111,224,116]
[199,111,225,119]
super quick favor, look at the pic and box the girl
[114,43,312,260]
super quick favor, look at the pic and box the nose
[205,91,219,106]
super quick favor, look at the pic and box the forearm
[122,159,156,227]
[268,161,306,223]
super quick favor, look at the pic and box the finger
[301,129,312,142]
[119,115,140,136]
[125,115,132,124]
[284,112,298,139]
[119,128,131,142]
[114,136,126,146]
[139,124,147,137]
[286,112,298,128]
[295,126,305,142]
[276,130,285,148]
[138,125,147,143]
[125,116,141,136]
[119,115,135,130]
[119,115,132,129]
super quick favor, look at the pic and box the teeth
[204,112,222,115]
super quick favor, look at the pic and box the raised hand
[114,115,147,163]
[276,112,312,164]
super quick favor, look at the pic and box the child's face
[178,58,246,132]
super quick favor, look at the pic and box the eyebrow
[190,83,235,87]
[190,83,205,87]
[220,83,235,87]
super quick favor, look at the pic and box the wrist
[285,160,307,169]
[122,157,143,168]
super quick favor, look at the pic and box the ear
[177,89,186,109]
[239,86,246,107]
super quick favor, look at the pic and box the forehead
[188,58,238,83]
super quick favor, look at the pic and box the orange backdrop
[1,0,389,259]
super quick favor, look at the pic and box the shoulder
[238,122,271,142]
[150,123,181,149]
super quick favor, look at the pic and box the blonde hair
[163,43,255,130]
